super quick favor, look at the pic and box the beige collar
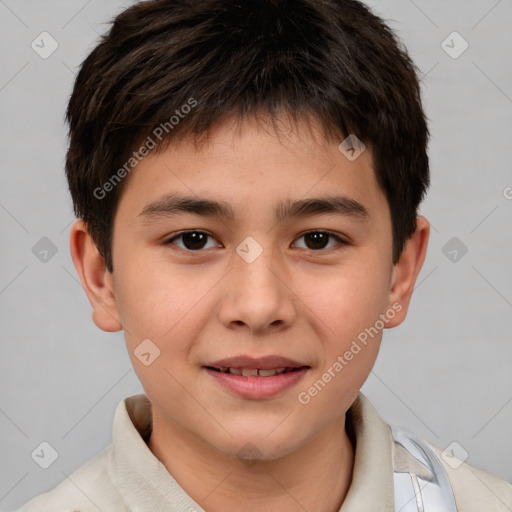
[108,392,395,511]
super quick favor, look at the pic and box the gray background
[0,0,511,509]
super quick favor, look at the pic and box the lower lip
[204,367,309,399]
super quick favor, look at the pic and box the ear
[69,219,122,332]
[385,216,430,328]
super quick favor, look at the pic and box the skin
[70,113,429,511]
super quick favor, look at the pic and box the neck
[148,413,355,512]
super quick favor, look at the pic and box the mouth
[203,355,310,399]
[205,366,306,377]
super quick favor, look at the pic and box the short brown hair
[66,0,430,273]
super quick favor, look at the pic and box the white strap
[391,426,458,511]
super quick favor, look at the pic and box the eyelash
[164,230,348,252]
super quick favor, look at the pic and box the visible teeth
[217,367,291,377]
[212,366,299,376]
[258,369,278,377]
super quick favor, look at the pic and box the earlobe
[386,216,430,328]
[69,219,123,332]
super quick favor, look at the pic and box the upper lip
[205,356,309,370]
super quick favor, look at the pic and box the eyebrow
[139,193,369,223]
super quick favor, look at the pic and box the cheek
[117,266,206,392]
[114,257,202,347]
[300,262,391,397]
[305,262,391,336]
[294,269,388,417]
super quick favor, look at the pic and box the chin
[206,424,308,463]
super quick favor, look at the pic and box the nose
[217,243,297,335]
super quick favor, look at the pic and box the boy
[17,0,512,510]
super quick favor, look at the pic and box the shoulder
[428,442,512,511]
[16,445,127,512]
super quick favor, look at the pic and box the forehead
[115,113,388,224]
[163,113,353,166]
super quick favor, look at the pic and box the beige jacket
[17,392,512,511]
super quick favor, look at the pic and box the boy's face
[73,113,428,461]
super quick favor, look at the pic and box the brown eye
[293,231,345,251]
[167,231,220,251]
[165,230,345,252]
